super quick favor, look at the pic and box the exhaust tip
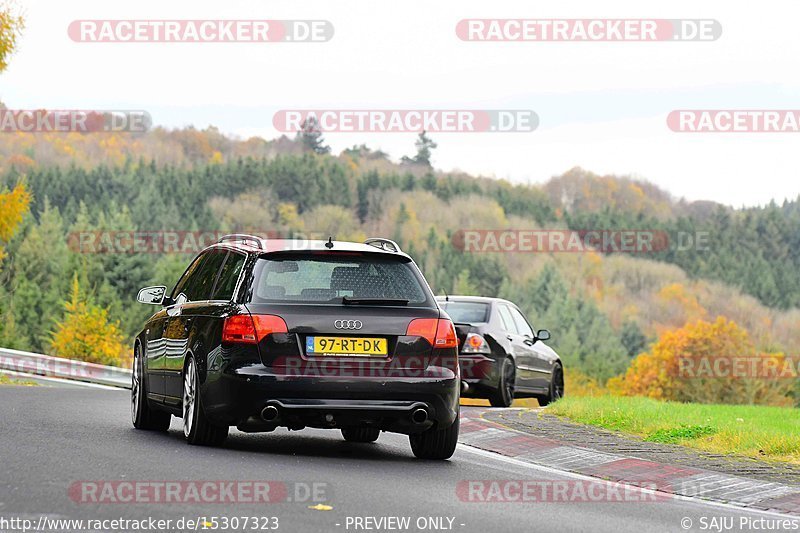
[411,408,429,424]
[261,405,280,422]
[461,380,469,394]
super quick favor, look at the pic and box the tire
[341,428,380,443]
[488,357,516,408]
[409,410,460,460]
[536,363,565,407]
[183,357,228,446]
[131,344,171,431]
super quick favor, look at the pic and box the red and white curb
[458,410,800,515]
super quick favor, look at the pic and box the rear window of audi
[248,253,433,305]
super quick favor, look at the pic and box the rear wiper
[342,296,409,306]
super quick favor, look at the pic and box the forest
[1,125,799,404]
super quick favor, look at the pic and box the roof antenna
[443,288,449,302]
[325,236,334,249]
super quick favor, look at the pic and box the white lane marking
[457,444,800,520]
[458,428,507,444]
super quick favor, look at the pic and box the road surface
[0,388,795,533]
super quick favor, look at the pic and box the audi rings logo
[334,320,363,330]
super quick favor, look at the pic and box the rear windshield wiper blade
[342,296,409,306]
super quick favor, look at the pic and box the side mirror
[137,286,166,305]
[535,329,551,342]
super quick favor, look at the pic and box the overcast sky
[2,0,799,207]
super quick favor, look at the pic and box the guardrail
[0,347,132,389]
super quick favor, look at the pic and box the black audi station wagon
[132,235,460,459]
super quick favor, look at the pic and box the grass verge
[547,395,800,464]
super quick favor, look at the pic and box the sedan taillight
[461,333,491,354]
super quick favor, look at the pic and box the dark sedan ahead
[437,296,564,407]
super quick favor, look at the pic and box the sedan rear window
[439,302,490,324]
[249,253,432,305]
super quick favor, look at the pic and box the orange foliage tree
[0,4,24,73]
[609,317,794,406]
[49,276,128,366]
[0,182,31,262]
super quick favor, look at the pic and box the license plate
[306,336,387,356]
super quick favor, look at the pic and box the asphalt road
[0,387,794,533]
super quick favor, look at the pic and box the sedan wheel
[488,358,515,407]
[552,365,565,400]
[537,363,564,407]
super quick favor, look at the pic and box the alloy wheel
[183,359,197,438]
[503,359,516,404]
[131,347,141,425]
[552,366,564,400]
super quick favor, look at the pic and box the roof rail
[218,234,264,250]
[364,237,401,253]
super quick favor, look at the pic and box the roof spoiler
[364,238,401,253]
[218,234,264,250]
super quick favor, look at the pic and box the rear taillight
[462,333,491,354]
[222,314,287,344]
[406,318,458,349]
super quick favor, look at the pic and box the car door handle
[506,335,514,341]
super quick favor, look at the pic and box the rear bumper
[458,353,499,396]
[200,362,459,435]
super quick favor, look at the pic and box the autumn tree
[0,2,23,73]
[49,275,127,366]
[609,317,793,405]
[0,182,30,263]
[302,204,363,242]
[0,179,27,348]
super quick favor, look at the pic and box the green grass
[646,425,717,443]
[548,395,800,464]
[0,373,38,386]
